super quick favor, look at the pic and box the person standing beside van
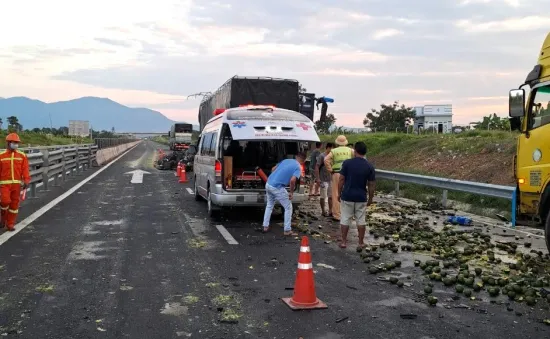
[308,142,322,197]
[315,142,333,217]
[337,142,375,249]
[262,152,307,236]
[324,135,353,221]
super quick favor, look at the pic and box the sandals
[262,227,270,233]
[284,231,298,236]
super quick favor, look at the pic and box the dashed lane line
[0,143,141,246]
[215,225,239,245]
[186,188,193,195]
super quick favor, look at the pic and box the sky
[0,0,549,127]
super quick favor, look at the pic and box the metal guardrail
[19,144,99,198]
[376,169,518,227]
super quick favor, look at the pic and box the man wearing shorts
[315,143,333,217]
[337,142,375,249]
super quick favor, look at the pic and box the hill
[0,96,197,133]
[320,131,517,186]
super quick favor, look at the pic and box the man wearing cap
[324,135,354,221]
[0,133,30,231]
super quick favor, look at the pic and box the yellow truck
[508,32,550,251]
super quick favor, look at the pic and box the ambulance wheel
[207,188,220,218]
[194,177,201,201]
[545,212,550,254]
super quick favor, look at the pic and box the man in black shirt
[337,142,376,250]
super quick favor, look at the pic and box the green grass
[1,131,93,147]
[320,131,518,157]
[152,136,169,145]
[319,131,517,219]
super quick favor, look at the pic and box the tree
[314,113,336,134]
[7,116,22,132]
[0,118,3,130]
[363,101,415,132]
[473,113,510,130]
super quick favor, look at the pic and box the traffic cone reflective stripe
[282,236,327,310]
[179,166,188,183]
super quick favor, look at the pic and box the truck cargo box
[198,76,300,130]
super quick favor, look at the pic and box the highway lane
[0,142,248,338]
[0,140,548,338]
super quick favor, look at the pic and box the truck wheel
[545,212,550,254]
[207,189,220,218]
[194,177,201,201]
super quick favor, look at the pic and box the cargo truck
[198,76,301,131]
[169,123,193,150]
[508,32,550,251]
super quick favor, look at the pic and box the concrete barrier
[93,141,141,166]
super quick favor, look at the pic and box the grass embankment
[320,131,518,218]
[151,136,169,145]
[0,131,93,147]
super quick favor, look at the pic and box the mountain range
[0,96,198,132]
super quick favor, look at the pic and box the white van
[193,105,320,218]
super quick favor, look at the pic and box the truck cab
[508,32,550,251]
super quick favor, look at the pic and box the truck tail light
[518,178,525,185]
[213,108,226,116]
[215,160,222,183]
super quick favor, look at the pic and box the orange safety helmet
[6,133,21,143]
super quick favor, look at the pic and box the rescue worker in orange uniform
[0,133,30,231]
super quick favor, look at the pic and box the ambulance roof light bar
[213,108,226,116]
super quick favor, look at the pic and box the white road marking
[186,188,193,195]
[0,144,140,246]
[215,225,238,245]
[125,169,151,184]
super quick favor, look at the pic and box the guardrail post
[30,182,37,198]
[441,190,448,207]
[394,181,400,196]
[61,148,67,182]
[87,145,93,169]
[41,149,50,191]
[75,150,81,175]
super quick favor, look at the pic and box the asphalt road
[0,141,548,339]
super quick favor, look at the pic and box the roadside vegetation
[319,131,518,219]
[1,131,93,147]
[151,136,169,145]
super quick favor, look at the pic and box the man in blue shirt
[263,152,306,236]
[337,142,376,249]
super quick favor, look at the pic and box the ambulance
[193,105,320,218]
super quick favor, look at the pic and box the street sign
[68,120,90,137]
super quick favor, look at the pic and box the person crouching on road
[0,133,30,231]
[324,135,354,222]
[262,152,306,236]
[315,142,334,217]
[337,142,375,249]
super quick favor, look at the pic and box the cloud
[94,38,134,48]
[398,89,449,95]
[456,16,550,32]
[0,0,547,127]
[459,0,521,7]
[372,29,404,40]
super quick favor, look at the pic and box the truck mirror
[509,89,525,118]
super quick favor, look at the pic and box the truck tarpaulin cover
[198,76,300,130]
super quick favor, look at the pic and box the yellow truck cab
[508,32,550,251]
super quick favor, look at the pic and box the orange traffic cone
[179,166,188,183]
[176,162,182,177]
[282,236,328,310]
